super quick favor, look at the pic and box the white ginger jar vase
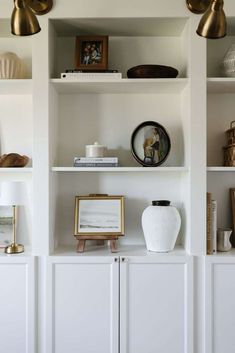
[222,44,235,77]
[0,52,24,79]
[142,200,181,252]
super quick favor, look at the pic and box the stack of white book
[61,70,122,80]
[74,157,119,167]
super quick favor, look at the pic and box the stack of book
[61,69,122,79]
[74,157,119,167]
[207,193,217,254]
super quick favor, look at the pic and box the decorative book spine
[211,200,217,253]
[207,193,213,255]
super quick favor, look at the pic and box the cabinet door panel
[205,260,235,353]
[120,258,193,353]
[0,258,35,353]
[47,258,119,353]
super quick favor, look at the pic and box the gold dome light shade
[196,0,227,39]
[11,0,41,36]
[25,0,53,15]
[186,0,211,14]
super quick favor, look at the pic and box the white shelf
[0,79,32,95]
[52,244,187,257]
[207,248,235,258]
[0,168,33,173]
[52,167,189,172]
[207,167,235,172]
[207,78,235,93]
[50,78,189,94]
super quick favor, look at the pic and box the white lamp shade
[0,181,26,206]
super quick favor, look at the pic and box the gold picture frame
[74,195,125,253]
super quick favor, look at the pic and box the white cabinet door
[120,256,193,353]
[0,257,36,353]
[205,257,235,353]
[46,257,119,353]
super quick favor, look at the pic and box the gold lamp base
[26,0,53,15]
[186,0,211,14]
[5,243,24,254]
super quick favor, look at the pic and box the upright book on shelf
[207,193,213,255]
[211,200,217,253]
[206,193,217,254]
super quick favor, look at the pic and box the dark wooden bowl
[127,65,179,78]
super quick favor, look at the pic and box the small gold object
[186,0,211,14]
[11,0,41,36]
[11,0,53,36]
[186,0,227,39]
[5,205,24,254]
[197,0,226,39]
[5,243,24,254]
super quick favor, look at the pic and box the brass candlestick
[5,205,24,254]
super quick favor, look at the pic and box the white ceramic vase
[142,200,181,252]
[0,52,24,79]
[217,228,232,252]
[222,44,235,77]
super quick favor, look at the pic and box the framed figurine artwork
[131,121,171,167]
[75,36,109,71]
[74,194,125,253]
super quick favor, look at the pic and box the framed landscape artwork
[74,195,124,236]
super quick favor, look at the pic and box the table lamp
[0,181,26,254]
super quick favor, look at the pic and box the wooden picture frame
[230,188,235,247]
[74,195,125,253]
[75,36,108,71]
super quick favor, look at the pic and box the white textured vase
[0,52,24,79]
[222,44,235,77]
[142,200,181,252]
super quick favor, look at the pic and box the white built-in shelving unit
[2,1,235,352]
[1,0,235,258]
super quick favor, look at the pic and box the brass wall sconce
[186,0,227,39]
[11,0,53,36]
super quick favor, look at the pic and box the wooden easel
[76,235,118,253]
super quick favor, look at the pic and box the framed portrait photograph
[131,121,171,167]
[74,195,125,236]
[0,206,13,248]
[75,36,108,71]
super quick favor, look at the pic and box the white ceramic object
[0,52,24,79]
[222,44,235,77]
[217,228,232,252]
[85,142,107,158]
[142,200,181,252]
